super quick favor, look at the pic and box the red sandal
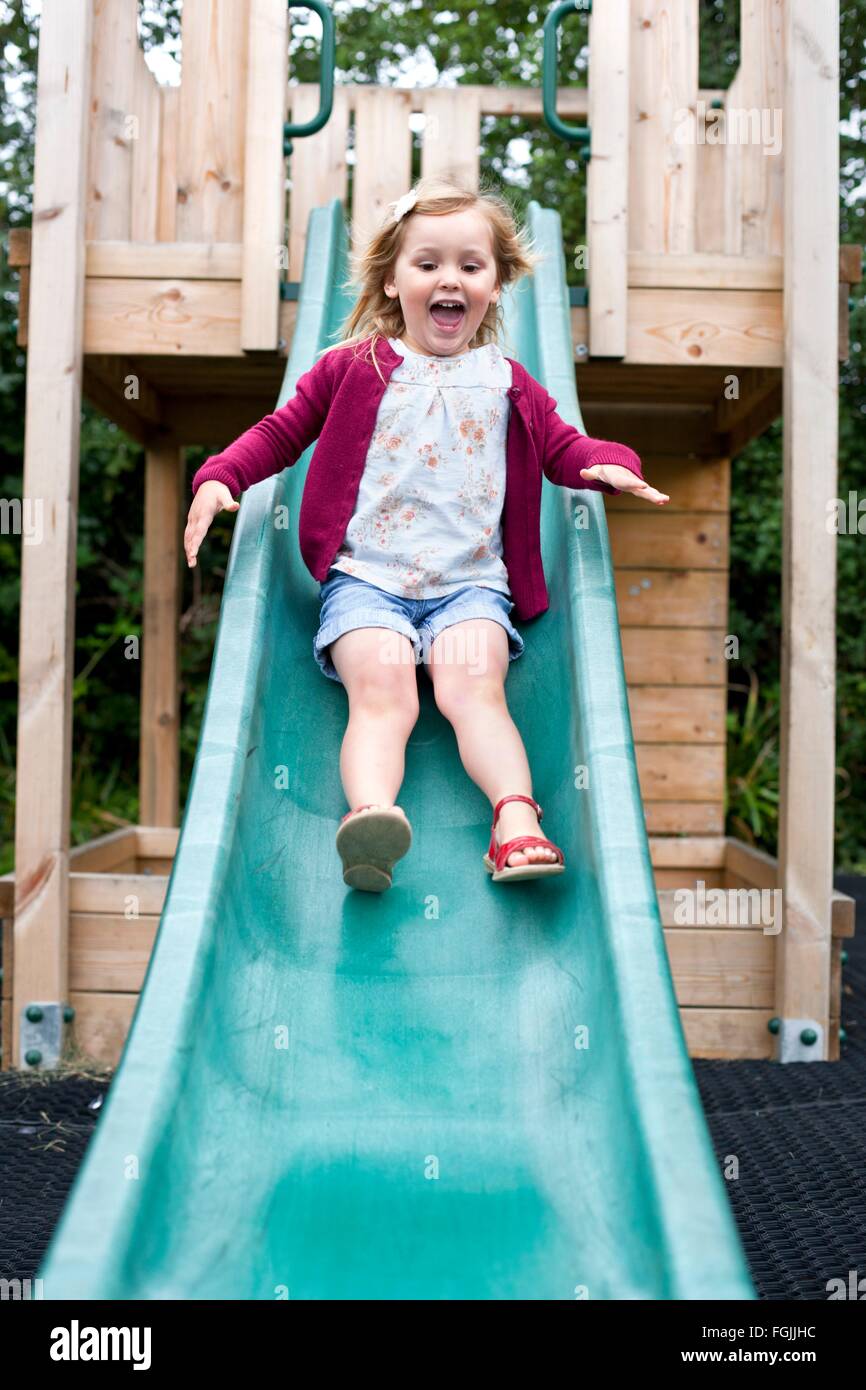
[336,804,412,893]
[482,794,565,883]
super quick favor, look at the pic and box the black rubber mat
[1,875,863,1298]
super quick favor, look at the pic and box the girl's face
[383,209,501,357]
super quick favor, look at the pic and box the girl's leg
[327,626,420,811]
[425,620,558,866]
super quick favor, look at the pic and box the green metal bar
[542,0,592,157]
[283,0,335,157]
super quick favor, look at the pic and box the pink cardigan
[191,334,644,621]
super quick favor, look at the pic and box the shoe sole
[336,808,412,893]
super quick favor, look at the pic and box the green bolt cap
[26,1005,43,1022]
[841,949,848,965]
[64,1005,75,1023]
[767,1016,781,1034]
[800,1028,818,1046]
[839,1027,847,1044]
[25,1049,42,1066]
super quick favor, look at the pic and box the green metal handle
[284,0,335,157]
[542,0,592,157]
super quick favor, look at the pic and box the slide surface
[40,201,754,1299]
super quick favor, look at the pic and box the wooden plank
[839,244,863,283]
[581,400,717,454]
[69,874,168,915]
[420,88,481,188]
[87,241,243,278]
[736,0,785,257]
[719,380,783,455]
[628,0,698,255]
[68,990,137,1066]
[587,0,629,356]
[136,827,180,858]
[695,96,730,254]
[728,839,856,939]
[615,571,728,627]
[608,512,728,570]
[85,355,163,425]
[133,858,174,877]
[130,47,162,242]
[86,0,138,240]
[69,914,158,991]
[622,629,727,685]
[725,840,856,938]
[649,836,726,869]
[287,83,350,281]
[351,87,412,258]
[7,226,31,267]
[628,686,726,743]
[176,0,250,242]
[85,278,244,355]
[140,446,183,827]
[830,937,841,1021]
[645,802,724,834]
[607,458,729,512]
[82,365,152,444]
[655,869,723,890]
[287,83,591,121]
[241,0,288,350]
[14,0,93,1068]
[0,872,14,917]
[9,228,31,346]
[628,253,784,290]
[635,744,725,801]
[776,0,839,1055]
[69,826,138,871]
[627,288,783,366]
[157,84,179,241]
[679,1008,774,1059]
[665,928,775,1007]
[725,837,776,888]
[658,888,774,928]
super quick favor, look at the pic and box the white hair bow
[391,188,418,224]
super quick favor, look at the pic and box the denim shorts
[314,566,525,684]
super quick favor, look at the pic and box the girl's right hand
[184,480,240,568]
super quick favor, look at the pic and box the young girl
[184,177,669,893]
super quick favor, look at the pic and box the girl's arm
[540,392,643,494]
[190,350,338,500]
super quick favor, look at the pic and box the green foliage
[724,668,780,846]
[1,0,864,876]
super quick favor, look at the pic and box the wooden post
[776,0,840,1061]
[241,0,289,350]
[587,0,629,356]
[140,445,184,828]
[14,0,93,1068]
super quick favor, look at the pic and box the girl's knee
[335,633,420,722]
[432,667,506,719]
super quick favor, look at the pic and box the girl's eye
[418,263,481,272]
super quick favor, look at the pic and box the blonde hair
[316,174,544,382]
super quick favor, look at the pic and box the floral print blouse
[329,335,513,599]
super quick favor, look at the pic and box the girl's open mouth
[429,301,466,332]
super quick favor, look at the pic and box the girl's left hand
[580,464,670,505]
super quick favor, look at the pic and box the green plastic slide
[39,200,755,1299]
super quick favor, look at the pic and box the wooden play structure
[3,0,858,1068]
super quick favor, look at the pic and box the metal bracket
[19,1002,65,1070]
[777,1018,825,1063]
